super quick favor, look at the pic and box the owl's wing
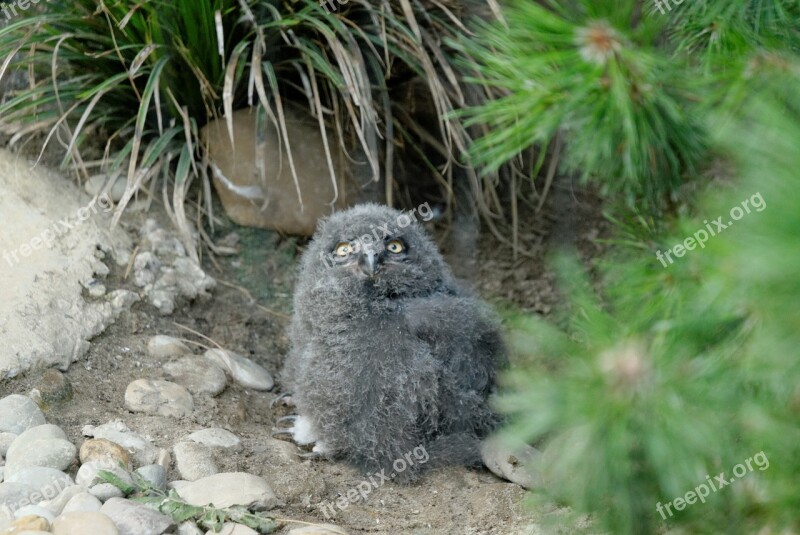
[404,294,507,392]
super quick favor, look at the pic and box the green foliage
[459,0,799,211]
[98,468,279,533]
[0,0,509,234]
[498,67,800,533]
[663,0,800,64]
[458,0,706,210]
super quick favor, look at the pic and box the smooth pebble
[480,436,542,489]
[51,511,119,535]
[176,472,278,510]
[185,428,242,452]
[62,492,103,513]
[0,432,18,457]
[100,497,175,535]
[134,465,167,491]
[13,505,55,523]
[147,335,191,358]
[204,349,274,391]
[173,442,218,481]
[76,462,132,488]
[82,421,158,467]
[163,357,227,396]
[79,439,131,470]
[0,396,45,435]
[124,379,194,418]
[5,438,76,479]
[89,483,124,502]
[5,467,74,498]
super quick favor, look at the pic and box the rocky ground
[0,161,607,534]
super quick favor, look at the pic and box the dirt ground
[1,175,608,534]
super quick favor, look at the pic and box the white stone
[38,485,85,516]
[480,436,542,489]
[0,481,36,511]
[173,442,218,482]
[100,497,175,535]
[0,432,17,457]
[147,335,191,358]
[76,462,132,488]
[134,465,166,491]
[163,357,227,396]
[0,396,45,435]
[81,421,158,467]
[204,350,274,391]
[5,468,74,499]
[176,521,204,535]
[62,492,102,513]
[6,425,68,462]
[5,439,76,478]
[124,379,194,418]
[184,428,242,452]
[14,504,56,523]
[88,483,124,502]
[51,511,120,535]
[176,472,278,510]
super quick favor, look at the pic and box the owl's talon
[271,427,295,440]
[276,415,297,426]
[271,392,295,408]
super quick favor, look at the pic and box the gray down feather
[281,203,507,481]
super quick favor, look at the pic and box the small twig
[172,322,226,351]
[123,244,140,280]
[216,278,291,321]
[176,337,213,352]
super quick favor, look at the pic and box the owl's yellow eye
[335,242,352,257]
[386,239,405,253]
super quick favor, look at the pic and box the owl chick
[278,203,506,480]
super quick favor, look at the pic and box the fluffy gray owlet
[278,203,506,481]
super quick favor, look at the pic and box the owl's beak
[358,250,379,277]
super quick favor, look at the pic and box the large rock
[51,511,119,535]
[100,497,176,535]
[81,421,159,467]
[5,468,74,499]
[123,379,194,419]
[163,357,227,397]
[0,396,45,434]
[0,150,132,378]
[184,428,242,452]
[480,436,542,489]
[201,107,380,236]
[175,472,278,511]
[172,442,218,482]
[204,350,273,391]
[4,438,77,479]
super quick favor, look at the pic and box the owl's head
[301,203,454,298]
